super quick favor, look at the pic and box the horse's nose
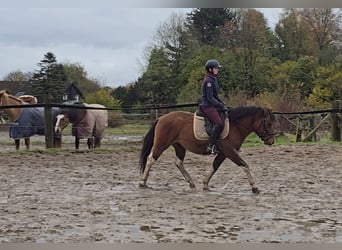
[54,127,61,134]
[265,137,275,145]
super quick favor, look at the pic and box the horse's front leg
[15,139,20,150]
[87,138,94,149]
[203,154,225,190]
[227,149,259,194]
[24,138,30,150]
[75,137,80,149]
[53,136,62,148]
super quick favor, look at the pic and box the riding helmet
[205,59,221,72]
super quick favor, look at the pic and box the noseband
[255,118,275,142]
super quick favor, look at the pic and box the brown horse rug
[72,104,108,139]
[193,112,230,140]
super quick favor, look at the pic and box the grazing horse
[139,106,276,194]
[54,103,108,149]
[0,91,61,150]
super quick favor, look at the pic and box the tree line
[113,8,342,113]
[2,8,341,114]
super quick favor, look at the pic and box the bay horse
[139,106,276,194]
[0,91,61,150]
[54,103,108,149]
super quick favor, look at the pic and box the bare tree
[3,70,31,81]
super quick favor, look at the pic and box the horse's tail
[139,119,158,174]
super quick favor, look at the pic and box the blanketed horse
[139,106,276,194]
[0,91,61,150]
[55,103,108,149]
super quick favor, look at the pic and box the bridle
[255,117,276,142]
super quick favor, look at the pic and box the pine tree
[30,52,68,103]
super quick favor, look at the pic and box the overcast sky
[0,8,282,88]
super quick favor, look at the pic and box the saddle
[193,110,230,140]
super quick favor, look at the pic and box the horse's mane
[228,106,266,124]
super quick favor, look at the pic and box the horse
[54,103,108,149]
[0,91,62,150]
[139,106,276,194]
[0,95,36,123]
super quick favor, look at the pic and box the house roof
[0,81,84,99]
[64,82,84,98]
[0,81,33,96]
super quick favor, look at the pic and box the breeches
[200,106,223,127]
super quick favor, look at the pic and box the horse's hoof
[252,187,260,194]
[203,186,209,191]
[189,183,196,189]
[139,183,147,188]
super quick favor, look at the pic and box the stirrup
[206,144,220,155]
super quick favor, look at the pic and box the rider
[199,59,225,154]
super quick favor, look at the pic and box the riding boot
[206,125,222,154]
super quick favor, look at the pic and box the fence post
[332,100,341,141]
[44,93,54,149]
[307,116,316,142]
[296,115,302,142]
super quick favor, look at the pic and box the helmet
[205,59,221,72]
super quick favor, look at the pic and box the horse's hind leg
[173,143,195,189]
[94,137,101,148]
[139,150,157,188]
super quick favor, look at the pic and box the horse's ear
[262,107,270,117]
[264,107,275,121]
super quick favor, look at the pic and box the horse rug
[72,105,108,139]
[193,112,230,140]
[10,107,60,139]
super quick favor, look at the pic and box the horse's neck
[232,116,256,143]
[69,108,87,124]
[1,98,23,122]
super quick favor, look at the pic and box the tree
[274,9,315,61]
[2,70,30,81]
[30,52,68,103]
[151,12,194,101]
[84,87,120,108]
[63,62,101,96]
[139,47,174,105]
[300,8,341,65]
[235,9,273,97]
[187,8,237,47]
[306,63,342,108]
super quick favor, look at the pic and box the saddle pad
[193,113,230,140]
